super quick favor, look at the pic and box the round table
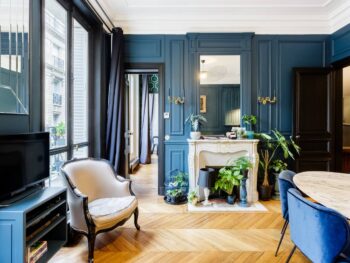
[293,171,350,219]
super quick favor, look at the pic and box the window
[44,0,90,186]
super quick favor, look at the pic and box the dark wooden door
[294,68,335,172]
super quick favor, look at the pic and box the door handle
[295,135,300,139]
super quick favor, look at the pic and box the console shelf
[0,187,67,263]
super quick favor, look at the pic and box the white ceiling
[92,0,350,34]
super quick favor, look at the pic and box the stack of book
[27,241,48,263]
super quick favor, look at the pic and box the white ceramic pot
[191,197,198,206]
[190,131,201,140]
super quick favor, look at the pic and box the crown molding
[97,0,350,34]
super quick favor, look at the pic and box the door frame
[124,63,165,195]
[331,57,350,172]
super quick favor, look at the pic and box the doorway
[124,64,164,196]
[341,66,350,172]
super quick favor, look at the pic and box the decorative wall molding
[98,0,350,34]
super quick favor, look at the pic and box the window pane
[0,0,29,114]
[49,152,67,187]
[44,0,67,149]
[73,146,88,159]
[72,19,88,144]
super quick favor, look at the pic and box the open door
[294,68,335,172]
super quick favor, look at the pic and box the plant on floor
[165,171,188,204]
[270,159,288,174]
[242,115,257,139]
[257,130,300,200]
[185,113,207,139]
[187,189,199,206]
[214,157,252,204]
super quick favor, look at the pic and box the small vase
[239,174,249,207]
[191,197,198,206]
[246,130,254,139]
[226,194,236,204]
[190,131,201,140]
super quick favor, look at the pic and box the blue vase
[226,194,236,204]
[246,130,254,139]
[239,171,249,207]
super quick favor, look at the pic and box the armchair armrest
[114,176,134,196]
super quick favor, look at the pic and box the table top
[293,171,350,218]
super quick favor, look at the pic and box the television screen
[0,132,49,200]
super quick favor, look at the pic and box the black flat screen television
[0,132,49,202]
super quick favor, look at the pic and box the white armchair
[61,158,140,263]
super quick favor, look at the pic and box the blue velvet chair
[275,170,296,256]
[286,188,350,263]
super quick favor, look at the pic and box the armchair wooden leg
[88,233,96,263]
[134,207,140,230]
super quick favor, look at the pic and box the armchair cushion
[88,196,138,231]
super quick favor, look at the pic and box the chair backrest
[278,170,296,219]
[61,158,121,202]
[288,188,350,263]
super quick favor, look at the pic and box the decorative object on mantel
[164,171,188,205]
[199,95,207,113]
[234,157,253,207]
[168,96,185,104]
[185,113,207,140]
[257,130,300,201]
[242,114,257,139]
[198,168,216,205]
[258,96,277,105]
[187,189,199,206]
[270,160,288,200]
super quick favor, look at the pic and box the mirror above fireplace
[199,55,241,135]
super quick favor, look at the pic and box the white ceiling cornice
[96,0,350,34]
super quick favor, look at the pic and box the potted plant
[270,160,288,200]
[185,114,207,140]
[242,115,257,139]
[214,161,243,204]
[164,171,188,204]
[257,130,300,201]
[233,157,253,207]
[187,189,199,206]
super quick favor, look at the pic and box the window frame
[42,0,93,162]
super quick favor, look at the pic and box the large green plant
[257,130,300,187]
[214,157,252,195]
[185,114,207,132]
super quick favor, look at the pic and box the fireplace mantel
[188,139,259,203]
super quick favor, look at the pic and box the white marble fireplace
[188,139,260,203]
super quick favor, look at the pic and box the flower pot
[190,131,201,140]
[226,194,236,204]
[259,185,273,201]
[272,172,280,200]
[191,197,198,206]
[246,130,254,139]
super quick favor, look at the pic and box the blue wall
[330,24,350,63]
[124,32,331,186]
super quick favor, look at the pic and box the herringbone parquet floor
[50,159,309,263]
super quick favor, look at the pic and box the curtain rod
[84,0,114,33]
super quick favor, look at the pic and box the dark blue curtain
[140,75,151,164]
[106,28,126,175]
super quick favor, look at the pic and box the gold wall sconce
[258,96,277,105]
[168,96,185,104]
